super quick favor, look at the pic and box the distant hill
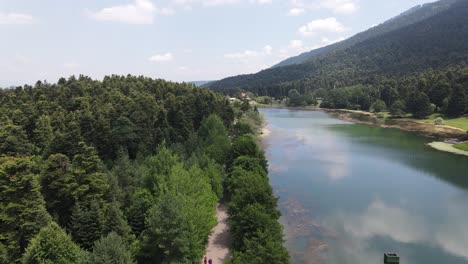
[207,0,468,97]
[273,0,459,68]
[190,80,215,87]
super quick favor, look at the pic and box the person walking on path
[208,258,212,264]
[204,256,207,264]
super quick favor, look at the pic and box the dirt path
[202,204,231,264]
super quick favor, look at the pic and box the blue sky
[1,0,436,86]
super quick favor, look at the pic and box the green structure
[384,253,400,264]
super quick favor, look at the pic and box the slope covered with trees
[273,0,459,67]
[0,75,289,263]
[207,0,468,112]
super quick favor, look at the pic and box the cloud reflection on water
[325,199,468,261]
[294,128,350,181]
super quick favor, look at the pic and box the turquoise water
[261,108,468,264]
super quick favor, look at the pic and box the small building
[384,253,399,264]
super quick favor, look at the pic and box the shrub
[376,112,385,119]
[434,117,444,125]
[370,100,387,113]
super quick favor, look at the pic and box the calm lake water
[260,108,468,264]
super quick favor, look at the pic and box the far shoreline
[259,106,466,140]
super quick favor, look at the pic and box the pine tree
[21,222,86,264]
[0,156,51,262]
[447,85,467,116]
[33,115,54,153]
[70,203,104,250]
[103,201,134,245]
[72,142,110,206]
[88,232,135,264]
[0,123,34,156]
[40,154,75,226]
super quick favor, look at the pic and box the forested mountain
[207,0,468,100]
[190,80,215,87]
[274,0,459,68]
[0,75,288,263]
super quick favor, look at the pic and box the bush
[370,100,387,113]
[376,112,385,119]
[434,117,445,125]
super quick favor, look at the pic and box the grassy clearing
[421,114,468,130]
[454,142,468,151]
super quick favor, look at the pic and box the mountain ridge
[272,0,459,68]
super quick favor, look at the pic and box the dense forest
[207,0,468,118]
[274,0,458,68]
[0,75,289,263]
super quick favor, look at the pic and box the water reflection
[324,198,468,263]
[261,109,468,264]
[329,124,468,190]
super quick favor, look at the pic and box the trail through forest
[203,204,231,264]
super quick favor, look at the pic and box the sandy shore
[428,142,468,156]
[202,204,231,264]
[260,128,271,137]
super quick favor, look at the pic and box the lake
[260,108,468,264]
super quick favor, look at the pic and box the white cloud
[263,45,273,55]
[90,0,156,24]
[288,39,303,49]
[224,45,273,60]
[157,7,176,15]
[250,0,273,4]
[287,8,305,16]
[298,17,345,36]
[63,62,80,69]
[148,53,174,62]
[0,13,34,25]
[320,0,358,14]
[202,0,240,7]
[224,50,259,60]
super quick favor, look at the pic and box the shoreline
[260,128,271,137]
[427,141,468,156]
[261,106,466,140]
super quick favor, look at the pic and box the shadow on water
[328,124,468,190]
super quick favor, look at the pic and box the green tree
[21,222,86,264]
[138,194,194,263]
[0,156,51,262]
[70,203,104,250]
[407,92,434,118]
[389,100,406,117]
[88,232,135,264]
[103,201,134,245]
[370,100,387,113]
[198,114,231,164]
[381,86,399,107]
[72,142,109,206]
[230,229,289,264]
[126,189,154,236]
[33,115,54,153]
[0,123,33,156]
[40,154,74,227]
[447,85,467,116]
[428,81,450,108]
[230,135,267,170]
[287,89,306,107]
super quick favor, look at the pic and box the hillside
[274,0,459,68]
[208,0,468,97]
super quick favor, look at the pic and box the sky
[1,0,437,86]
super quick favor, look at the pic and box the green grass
[421,114,468,130]
[454,142,468,151]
